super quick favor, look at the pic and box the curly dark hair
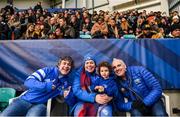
[57,56,74,69]
[97,61,112,76]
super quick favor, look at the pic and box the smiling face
[100,66,109,79]
[58,60,72,75]
[84,60,96,73]
[112,59,126,78]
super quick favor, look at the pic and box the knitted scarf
[78,69,97,116]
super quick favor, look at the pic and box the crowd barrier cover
[0,39,180,91]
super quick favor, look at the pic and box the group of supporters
[1,54,168,116]
[0,2,180,40]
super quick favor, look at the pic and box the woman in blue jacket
[112,58,168,116]
[1,56,75,116]
[72,54,113,116]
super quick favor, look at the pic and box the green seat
[0,88,16,112]
[123,34,136,39]
[80,34,92,39]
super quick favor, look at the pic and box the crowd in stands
[0,2,180,40]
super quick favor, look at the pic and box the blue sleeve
[90,77,100,92]
[72,68,96,103]
[24,77,53,92]
[24,68,53,92]
[139,67,162,106]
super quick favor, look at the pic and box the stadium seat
[0,88,16,112]
[123,34,136,39]
[162,93,170,115]
[46,98,52,117]
[79,34,92,39]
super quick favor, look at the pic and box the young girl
[93,61,119,98]
[91,61,119,116]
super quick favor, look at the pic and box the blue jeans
[1,98,47,116]
[131,99,168,116]
[74,102,112,116]
[97,104,112,116]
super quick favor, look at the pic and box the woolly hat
[83,53,96,64]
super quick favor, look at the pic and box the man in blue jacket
[112,58,168,116]
[1,56,75,116]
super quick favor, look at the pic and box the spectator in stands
[34,2,43,13]
[91,11,98,24]
[137,24,156,38]
[7,14,21,39]
[108,18,120,38]
[27,9,36,23]
[168,24,180,38]
[4,3,14,15]
[151,27,165,39]
[47,17,58,35]
[48,32,56,39]
[25,23,34,39]
[73,54,113,116]
[33,24,42,39]
[58,17,75,38]
[1,56,75,116]
[136,17,145,29]
[19,11,28,38]
[158,17,170,35]
[0,4,180,39]
[171,15,179,25]
[120,17,131,32]
[112,58,168,116]
[37,15,51,35]
[91,17,108,39]
[54,28,63,39]
[69,15,80,38]
[80,17,93,35]
[82,10,90,23]
[0,15,9,40]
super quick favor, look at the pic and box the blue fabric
[0,39,180,90]
[115,66,163,111]
[117,66,162,106]
[72,67,97,103]
[21,66,72,104]
[91,76,118,98]
[0,98,47,116]
[114,92,132,111]
[83,53,96,65]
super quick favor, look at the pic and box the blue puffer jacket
[116,66,162,111]
[21,66,73,104]
[72,67,98,103]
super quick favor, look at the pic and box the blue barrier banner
[0,39,180,91]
